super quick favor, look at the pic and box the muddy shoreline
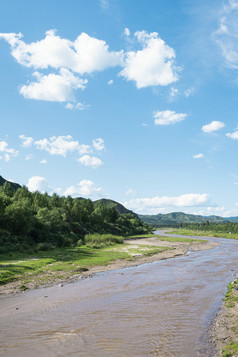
[0,236,218,297]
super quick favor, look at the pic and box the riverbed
[0,231,238,356]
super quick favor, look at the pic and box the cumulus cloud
[0,29,179,104]
[107,79,113,85]
[120,31,178,88]
[124,193,210,214]
[64,179,102,197]
[0,141,18,161]
[0,30,123,74]
[213,0,238,68]
[40,159,47,164]
[202,121,225,133]
[92,138,105,151]
[78,155,103,169]
[34,135,86,156]
[226,130,238,139]
[153,110,187,125]
[19,134,34,148]
[0,29,123,104]
[20,69,87,102]
[27,176,49,193]
[193,153,204,159]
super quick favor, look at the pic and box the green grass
[0,242,171,287]
[222,342,238,356]
[127,234,205,244]
[221,280,238,356]
[124,245,170,256]
[168,229,238,240]
[223,280,238,308]
[0,245,129,286]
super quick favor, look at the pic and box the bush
[37,242,53,251]
[85,233,123,248]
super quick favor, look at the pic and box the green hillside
[0,175,21,191]
[94,199,139,218]
[139,211,229,226]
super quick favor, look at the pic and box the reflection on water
[0,234,238,357]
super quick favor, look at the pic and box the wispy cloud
[124,193,210,214]
[213,0,238,68]
[193,153,204,159]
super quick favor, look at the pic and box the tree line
[0,182,152,253]
[180,221,238,233]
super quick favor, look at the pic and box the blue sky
[0,0,238,216]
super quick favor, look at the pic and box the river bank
[0,235,217,296]
[212,279,238,356]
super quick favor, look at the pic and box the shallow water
[0,232,238,357]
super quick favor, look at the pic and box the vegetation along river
[0,231,238,357]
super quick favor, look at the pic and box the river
[0,231,238,356]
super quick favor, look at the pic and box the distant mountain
[139,211,230,226]
[0,175,21,191]
[94,199,139,219]
[225,216,238,223]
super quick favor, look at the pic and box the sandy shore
[0,236,218,297]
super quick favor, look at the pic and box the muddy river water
[0,231,238,357]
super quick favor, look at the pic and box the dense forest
[0,182,152,253]
[180,221,238,233]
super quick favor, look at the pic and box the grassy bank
[0,241,169,288]
[220,280,238,357]
[127,233,206,244]
[168,229,238,240]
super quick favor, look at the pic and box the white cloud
[193,153,204,159]
[64,179,102,197]
[202,121,225,133]
[0,30,123,74]
[78,144,91,155]
[0,29,179,104]
[213,1,238,68]
[92,138,105,151]
[124,28,131,37]
[107,79,114,85]
[120,31,178,88]
[34,135,83,156]
[124,193,210,214]
[65,102,88,110]
[184,87,194,97]
[153,110,187,125]
[100,0,110,10]
[226,130,238,139]
[20,69,87,102]
[126,187,135,196]
[0,30,123,103]
[27,176,49,193]
[25,154,33,161]
[78,155,104,169]
[40,159,47,164]
[19,134,34,148]
[169,87,178,97]
[0,141,18,161]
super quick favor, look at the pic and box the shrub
[85,233,123,248]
